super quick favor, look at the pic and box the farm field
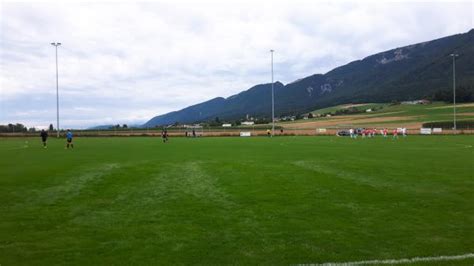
[281,102,474,129]
[1,136,473,265]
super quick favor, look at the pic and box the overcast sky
[1,0,473,128]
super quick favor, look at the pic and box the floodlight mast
[51,42,61,138]
[450,53,458,132]
[270,49,275,137]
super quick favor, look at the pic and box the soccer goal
[185,125,203,137]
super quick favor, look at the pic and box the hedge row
[422,120,474,129]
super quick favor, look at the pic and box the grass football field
[1,136,473,265]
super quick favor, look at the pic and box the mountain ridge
[143,29,474,127]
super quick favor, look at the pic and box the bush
[432,86,474,103]
[422,120,474,129]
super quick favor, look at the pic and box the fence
[1,126,473,137]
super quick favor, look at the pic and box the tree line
[0,123,56,133]
[431,85,473,103]
[0,123,30,133]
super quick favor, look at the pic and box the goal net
[185,125,203,137]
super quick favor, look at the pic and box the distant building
[280,116,296,121]
[419,99,431,104]
[241,121,255,125]
[222,123,232,127]
[401,99,431,105]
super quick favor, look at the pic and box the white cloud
[1,0,472,128]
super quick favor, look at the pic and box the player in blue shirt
[65,130,74,149]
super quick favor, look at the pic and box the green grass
[1,136,473,265]
[365,102,474,122]
[283,102,474,127]
[310,103,387,115]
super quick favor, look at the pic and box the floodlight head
[450,53,459,57]
[270,49,274,52]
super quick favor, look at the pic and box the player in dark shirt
[162,129,168,143]
[40,129,48,148]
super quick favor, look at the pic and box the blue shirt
[66,132,73,139]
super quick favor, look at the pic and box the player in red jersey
[392,129,398,139]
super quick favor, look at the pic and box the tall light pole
[51,42,61,138]
[450,53,458,132]
[270,49,275,137]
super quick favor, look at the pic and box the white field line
[5,146,29,150]
[456,144,473,149]
[304,253,474,266]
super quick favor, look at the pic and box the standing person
[392,128,398,139]
[402,127,407,137]
[65,130,74,149]
[349,128,354,139]
[383,128,388,137]
[161,128,168,143]
[40,129,48,148]
[192,129,196,138]
[267,129,271,137]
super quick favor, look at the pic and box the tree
[17,124,27,132]
[122,124,128,128]
[3,123,27,132]
[215,117,220,124]
[308,113,314,119]
[255,118,269,124]
[49,124,54,131]
[432,86,473,103]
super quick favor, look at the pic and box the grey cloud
[1,1,472,128]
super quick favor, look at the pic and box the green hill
[144,29,474,127]
[278,102,474,129]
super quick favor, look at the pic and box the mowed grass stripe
[315,252,474,265]
[0,136,473,265]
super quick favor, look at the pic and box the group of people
[348,128,407,139]
[40,129,74,148]
[266,129,284,137]
[38,127,409,148]
[184,129,197,138]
